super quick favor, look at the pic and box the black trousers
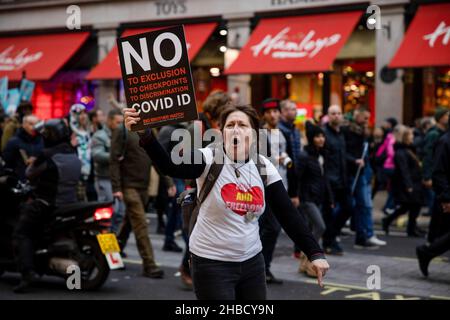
[191,252,266,300]
[428,199,450,242]
[426,230,450,258]
[259,207,281,271]
[384,202,421,234]
[13,200,52,274]
[322,187,354,247]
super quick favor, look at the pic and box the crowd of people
[0,90,449,298]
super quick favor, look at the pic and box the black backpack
[177,146,268,237]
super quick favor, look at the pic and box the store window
[192,66,227,112]
[270,73,323,125]
[436,67,450,109]
[422,67,450,117]
[339,59,375,125]
[31,72,94,120]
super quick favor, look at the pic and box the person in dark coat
[3,115,43,181]
[425,108,450,242]
[416,118,450,276]
[13,119,81,293]
[1,101,33,152]
[298,122,334,222]
[382,125,425,237]
[322,105,354,255]
[297,121,334,277]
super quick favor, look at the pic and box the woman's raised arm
[123,107,206,179]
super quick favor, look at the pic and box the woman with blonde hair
[382,125,426,237]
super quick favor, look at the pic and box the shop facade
[1,0,447,125]
[0,31,96,119]
[389,2,450,124]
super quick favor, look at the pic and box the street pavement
[1,192,449,300]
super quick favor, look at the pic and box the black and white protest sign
[117,25,198,131]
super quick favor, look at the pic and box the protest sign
[19,79,35,102]
[6,88,20,116]
[0,76,7,110]
[117,25,198,131]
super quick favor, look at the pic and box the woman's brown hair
[219,104,260,132]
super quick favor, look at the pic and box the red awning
[0,32,89,81]
[390,4,450,68]
[86,23,217,80]
[225,11,361,74]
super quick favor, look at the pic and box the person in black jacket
[13,119,81,293]
[382,125,425,237]
[298,122,333,240]
[3,115,43,181]
[416,120,450,276]
[297,122,334,277]
[429,119,450,240]
[258,98,292,285]
[322,105,354,255]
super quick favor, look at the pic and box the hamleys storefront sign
[0,46,43,71]
[225,11,361,74]
[389,4,450,68]
[423,21,450,48]
[251,27,341,59]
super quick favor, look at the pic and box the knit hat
[70,103,86,114]
[305,120,325,145]
[434,107,449,122]
[261,98,281,112]
[385,117,398,129]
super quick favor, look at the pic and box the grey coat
[91,126,112,178]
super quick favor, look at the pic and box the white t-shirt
[189,148,282,262]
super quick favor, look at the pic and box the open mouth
[232,137,240,146]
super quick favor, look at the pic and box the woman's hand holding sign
[123,108,142,132]
[118,26,198,132]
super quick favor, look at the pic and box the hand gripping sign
[117,25,198,131]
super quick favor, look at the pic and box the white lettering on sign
[122,32,183,75]
[0,46,43,71]
[118,43,189,67]
[153,32,183,67]
[423,21,450,48]
[251,27,341,59]
[132,93,190,115]
[122,38,151,75]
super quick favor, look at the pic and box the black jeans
[384,202,420,234]
[322,187,354,247]
[428,199,450,242]
[191,252,266,300]
[426,230,450,258]
[259,207,281,272]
